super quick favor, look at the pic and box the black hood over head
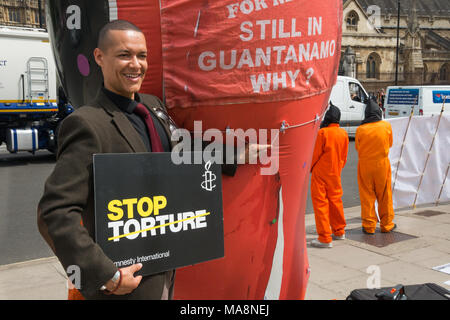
[362,97,382,125]
[320,102,341,128]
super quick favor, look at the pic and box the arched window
[366,53,381,79]
[346,11,359,31]
[440,63,449,81]
[366,56,376,78]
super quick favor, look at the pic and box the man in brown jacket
[37,20,177,299]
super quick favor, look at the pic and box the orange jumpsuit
[310,124,349,243]
[355,120,395,233]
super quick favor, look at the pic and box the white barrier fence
[387,114,450,209]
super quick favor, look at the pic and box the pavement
[0,203,449,300]
[304,203,450,300]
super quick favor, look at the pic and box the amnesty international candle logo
[201,160,216,192]
[93,153,224,276]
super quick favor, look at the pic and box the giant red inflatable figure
[46,0,342,299]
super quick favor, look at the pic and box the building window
[423,63,428,83]
[33,9,40,24]
[8,8,21,23]
[440,63,449,81]
[2,2,45,28]
[366,54,380,79]
[346,11,359,31]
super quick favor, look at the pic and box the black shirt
[102,87,171,152]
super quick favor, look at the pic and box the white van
[328,76,369,137]
[384,85,450,118]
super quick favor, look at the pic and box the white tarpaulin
[387,114,450,209]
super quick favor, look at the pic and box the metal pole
[395,0,400,85]
[436,163,449,206]
[392,97,417,192]
[412,98,446,208]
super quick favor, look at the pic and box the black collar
[101,87,141,114]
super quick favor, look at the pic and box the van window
[349,82,367,102]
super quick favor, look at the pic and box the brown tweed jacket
[37,89,176,299]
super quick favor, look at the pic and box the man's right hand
[106,263,143,295]
[238,143,271,164]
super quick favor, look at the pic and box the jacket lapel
[95,90,147,153]
[142,101,177,150]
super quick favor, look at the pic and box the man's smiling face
[94,29,148,99]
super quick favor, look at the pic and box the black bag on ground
[346,283,450,300]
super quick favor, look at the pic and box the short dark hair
[97,19,143,51]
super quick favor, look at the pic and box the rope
[280,113,323,133]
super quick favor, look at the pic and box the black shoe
[362,227,375,235]
[381,224,397,233]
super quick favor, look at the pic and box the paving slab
[311,244,395,270]
[0,257,66,300]
[376,260,450,288]
[390,246,446,263]
[304,282,344,300]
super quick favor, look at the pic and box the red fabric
[114,0,343,300]
[160,0,342,108]
[68,288,85,300]
[169,94,330,299]
[116,0,163,100]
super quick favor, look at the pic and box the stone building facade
[341,0,450,93]
[0,0,45,29]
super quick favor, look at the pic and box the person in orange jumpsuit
[310,103,349,248]
[355,98,396,234]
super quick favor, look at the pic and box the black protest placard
[93,152,224,276]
